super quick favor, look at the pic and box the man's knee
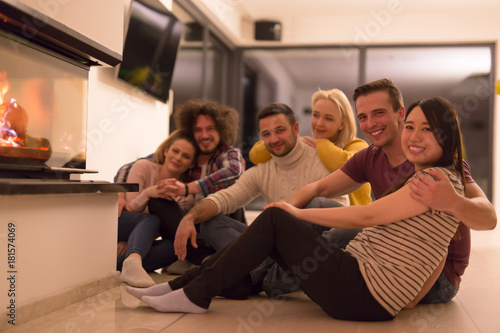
[305,197,343,209]
[201,215,235,231]
[199,215,247,241]
[199,216,221,235]
[322,228,362,249]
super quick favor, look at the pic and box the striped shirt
[346,167,464,316]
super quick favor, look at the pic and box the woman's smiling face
[401,106,443,172]
[163,138,196,174]
[311,98,344,142]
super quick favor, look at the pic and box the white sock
[142,289,207,313]
[121,256,155,287]
[126,281,172,299]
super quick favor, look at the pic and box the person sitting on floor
[117,129,197,287]
[288,78,496,304]
[146,100,247,267]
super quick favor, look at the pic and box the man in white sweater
[173,103,348,296]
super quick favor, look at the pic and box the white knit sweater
[208,139,349,215]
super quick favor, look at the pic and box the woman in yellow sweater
[249,88,371,205]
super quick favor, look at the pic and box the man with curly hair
[172,100,245,200]
[141,99,246,269]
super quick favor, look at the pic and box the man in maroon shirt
[288,78,496,306]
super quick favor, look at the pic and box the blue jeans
[419,272,458,304]
[199,215,248,251]
[321,227,363,249]
[116,211,176,272]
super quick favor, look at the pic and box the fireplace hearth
[0,0,120,181]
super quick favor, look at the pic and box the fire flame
[1,100,22,147]
[1,72,23,147]
[0,72,50,153]
[0,71,9,106]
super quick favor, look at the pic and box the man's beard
[199,147,216,155]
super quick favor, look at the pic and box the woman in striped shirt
[127,97,466,321]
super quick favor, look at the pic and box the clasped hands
[145,178,186,199]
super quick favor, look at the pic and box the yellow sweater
[249,138,372,205]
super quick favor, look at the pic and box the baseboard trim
[0,271,120,330]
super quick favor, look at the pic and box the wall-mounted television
[118,0,184,103]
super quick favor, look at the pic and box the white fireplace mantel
[0,189,123,329]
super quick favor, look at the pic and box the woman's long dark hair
[406,97,465,187]
[388,97,466,194]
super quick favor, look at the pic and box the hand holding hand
[166,179,187,196]
[156,178,180,198]
[145,185,161,198]
[174,217,198,260]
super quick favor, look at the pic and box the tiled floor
[6,213,500,333]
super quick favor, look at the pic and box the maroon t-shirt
[341,144,472,290]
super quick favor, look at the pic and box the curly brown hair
[174,99,239,147]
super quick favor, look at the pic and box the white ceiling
[238,0,495,21]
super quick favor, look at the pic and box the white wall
[82,0,174,182]
[83,67,171,182]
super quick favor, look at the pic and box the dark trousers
[169,208,393,321]
[148,198,215,265]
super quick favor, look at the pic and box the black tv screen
[118,0,184,103]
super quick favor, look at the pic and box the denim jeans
[419,272,458,304]
[116,211,176,272]
[321,227,363,249]
[199,214,248,251]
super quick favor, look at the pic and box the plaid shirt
[185,145,245,197]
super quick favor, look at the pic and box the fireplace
[0,1,135,329]
[0,0,120,180]
[0,32,88,178]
